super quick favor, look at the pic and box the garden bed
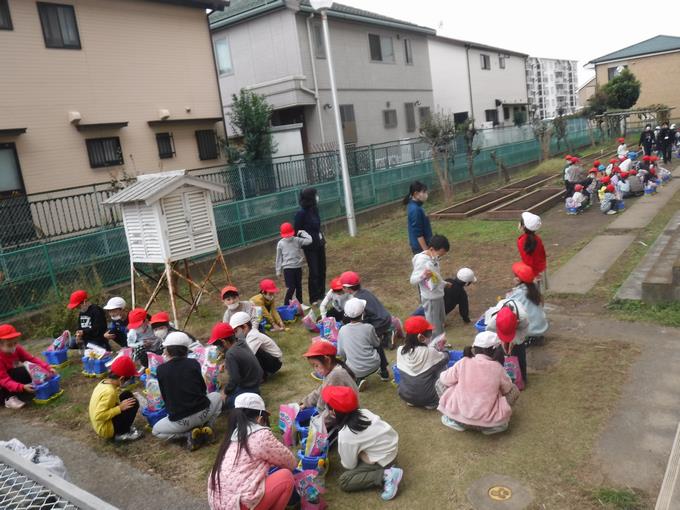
[484,187,565,220]
[431,190,520,219]
[500,173,561,192]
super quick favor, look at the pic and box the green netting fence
[0,127,601,320]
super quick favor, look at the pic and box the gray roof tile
[589,35,680,64]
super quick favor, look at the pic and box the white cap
[457,267,477,283]
[672,124,676,129]
[473,331,500,349]
[162,331,192,348]
[234,393,266,412]
[103,297,126,310]
[521,211,542,232]
[229,311,252,328]
[344,298,367,319]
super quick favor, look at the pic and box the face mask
[110,315,122,321]
[0,346,16,355]
[227,302,240,310]
[235,328,246,340]
[154,328,168,340]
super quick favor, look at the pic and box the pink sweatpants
[242,469,295,510]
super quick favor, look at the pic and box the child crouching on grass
[322,385,403,501]
[319,277,349,322]
[0,324,55,410]
[88,356,142,442]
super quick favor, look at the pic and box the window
[480,54,490,70]
[156,133,175,159]
[85,138,123,168]
[503,107,510,121]
[340,105,357,144]
[404,103,416,132]
[383,109,397,128]
[313,23,325,58]
[418,106,431,124]
[607,64,627,81]
[498,55,506,69]
[404,39,413,64]
[0,0,12,30]
[214,37,233,75]
[368,34,394,63]
[0,143,24,194]
[37,2,81,49]
[485,109,498,125]
[453,111,469,126]
[195,130,218,160]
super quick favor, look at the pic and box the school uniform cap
[229,311,252,329]
[330,277,344,291]
[321,385,359,413]
[606,184,615,192]
[521,211,542,232]
[103,297,126,311]
[344,298,367,319]
[340,271,361,287]
[221,285,239,298]
[162,331,191,348]
[259,278,279,293]
[473,331,500,349]
[404,316,433,335]
[593,160,601,166]
[67,290,88,310]
[303,340,337,357]
[512,261,535,284]
[110,356,139,378]
[457,267,477,283]
[651,156,659,162]
[0,324,21,340]
[150,311,170,325]
[495,307,518,343]
[588,167,598,174]
[127,308,149,329]
[609,158,618,164]
[630,170,638,175]
[600,176,611,184]
[574,184,583,192]
[564,154,572,160]
[642,155,652,162]
[280,222,295,238]
[617,137,625,143]
[208,322,235,344]
[234,393,267,412]
[620,171,629,178]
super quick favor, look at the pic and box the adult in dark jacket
[639,125,655,156]
[404,181,432,254]
[294,187,326,304]
[657,122,673,164]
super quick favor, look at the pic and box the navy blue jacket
[407,199,432,252]
[294,207,324,249]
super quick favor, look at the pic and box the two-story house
[210,0,436,152]
[0,0,228,203]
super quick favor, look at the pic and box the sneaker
[187,427,203,451]
[607,210,618,215]
[5,396,25,409]
[201,426,215,444]
[406,402,414,407]
[441,415,466,432]
[379,369,390,382]
[381,467,403,501]
[357,379,367,392]
[114,427,143,442]
[424,405,437,410]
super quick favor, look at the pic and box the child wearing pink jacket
[208,393,296,510]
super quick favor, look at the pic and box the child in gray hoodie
[409,235,451,336]
[276,222,312,305]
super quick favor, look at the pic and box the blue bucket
[277,305,297,322]
[297,438,328,474]
[34,375,60,401]
[142,407,168,427]
[448,350,464,366]
[43,349,68,367]
[474,317,486,333]
[295,407,318,441]
[616,201,625,210]
[392,364,400,385]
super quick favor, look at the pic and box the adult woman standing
[294,188,326,304]
[404,182,432,255]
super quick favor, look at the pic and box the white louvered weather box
[103,170,225,263]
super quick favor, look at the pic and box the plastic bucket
[35,375,60,401]
[392,364,401,384]
[43,349,68,366]
[616,201,625,210]
[295,407,318,441]
[277,306,297,322]
[474,317,486,333]
[297,438,329,474]
[142,407,168,427]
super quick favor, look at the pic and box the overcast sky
[354,0,675,88]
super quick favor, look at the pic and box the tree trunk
[432,152,454,202]
[466,149,479,192]
[490,151,511,183]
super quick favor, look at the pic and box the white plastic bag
[0,438,69,480]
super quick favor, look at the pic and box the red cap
[0,324,22,340]
[630,170,638,175]
[620,171,629,178]
[512,261,535,284]
[259,278,279,293]
[303,340,337,357]
[571,157,580,163]
[330,277,344,291]
[606,184,615,192]
[340,271,361,287]
[67,290,88,310]
[588,167,598,174]
[208,322,235,344]
[642,155,651,162]
[600,176,611,184]
[110,356,139,378]
[404,316,433,335]
[574,184,583,192]
[565,154,572,160]
[321,385,359,413]
[127,308,148,329]
[280,222,295,238]
[612,166,620,174]
[496,307,518,343]
[221,285,239,298]
[593,160,601,166]
[651,155,659,162]
[609,158,618,164]
[150,311,170,325]
[617,137,625,143]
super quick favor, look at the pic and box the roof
[577,76,596,92]
[149,0,230,9]
[431,35,528,58]
[103,170,224,206]
[210,0,435,34]
[588,35,680,64]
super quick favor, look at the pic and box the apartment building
[209,0,436,151]
[526,57,578,119]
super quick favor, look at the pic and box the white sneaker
[607,210,618,215]
[441,415,466,431]
[5,396,25,409]
[114,427,143,442]
[357,379,367,392]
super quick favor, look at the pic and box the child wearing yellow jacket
[250,279,285,331]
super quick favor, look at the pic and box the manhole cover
[467,475,534,510]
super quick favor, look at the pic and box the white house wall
[427,38,471,116]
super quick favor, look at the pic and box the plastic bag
[24,362,52,385]
[391,316,404,340]
[289,298,304,316]
[106,347,135,368]
[0,439,69,480]
[305,413,329,457]
[429,333,447,352]
[144,376,164,412]
[294,469,327,510]
[84,343,110,359]
[253,306,264,322]
[189,345,207,365]
[206,345,220,365]
[147,352,164,376]
[48,331,71,351]
[504,355,525,391]
[278,403,299,447]
[202,363,220,393]
[320,317,339,342]
[303,310,319,332]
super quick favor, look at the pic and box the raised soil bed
[500,173,561,192]
[483,187,564,220]
[431,190,520,219]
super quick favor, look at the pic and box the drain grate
[0,461,79,510]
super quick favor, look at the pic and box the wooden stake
[130,259,136,309]
[165,261,178,326]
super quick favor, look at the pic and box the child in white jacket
[409,235,450,336]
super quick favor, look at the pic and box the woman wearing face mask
[294,187,327,305]
[221,285,258,330]
[404,181,432,255]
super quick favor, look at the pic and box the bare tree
[490,151,511,183]
[532,119,553,162]
[419,112,456,201]
[458,119,481,192]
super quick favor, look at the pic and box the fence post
[335,154,343,213]
[237,164,247,200]
[43,244,60,299]
[234,201,246,248]
[368,146,377,206]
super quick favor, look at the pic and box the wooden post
[130,260,136,308]
[165,261,178,326]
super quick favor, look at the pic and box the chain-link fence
[0,125,604,319]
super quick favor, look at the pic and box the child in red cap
[67,289,109,350]
[275,223,312,306]
[321,385,403,501]
[617,137,628,159]
[126,308,161,368]
[0,324,55,409]
[221,285,258,330]
[88,355,142,442]
[600,183,619,215]
[504,262,548,349]
[250,279,285,332]
[319,277,349,322]
[396,316,448,409]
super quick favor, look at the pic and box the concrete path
[608,178,680,231]
[0,415,208,510]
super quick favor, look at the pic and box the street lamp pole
[313,3,357,237]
